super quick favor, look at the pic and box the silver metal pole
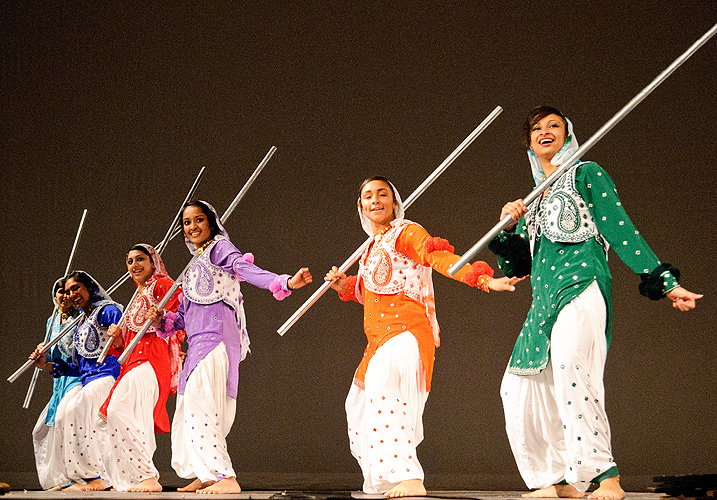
[106,167,206,295]
[448,22,717,276]
[277,106,503,336]
[221,146,276,223]
[23,209,88,408]
[116,147,277,364]
[9,315,83,384]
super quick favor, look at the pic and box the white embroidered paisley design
[182,240,243,312]
[370,248,393,287]
[126,281,156,332]
[526,162,609,256]
[74,301,113,359]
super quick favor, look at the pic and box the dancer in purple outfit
[147,200,311,494]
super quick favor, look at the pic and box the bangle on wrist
[287,277,294,290]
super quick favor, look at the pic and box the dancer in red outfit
[99,244,182,492]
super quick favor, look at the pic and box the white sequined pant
[501,281,615,492]
[61,375,114,485]
[171,343,237,483]
[33,384,81,489]
[346,331,428,494]
[100,361,160,490]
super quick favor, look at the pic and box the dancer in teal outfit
[31,277,81,490]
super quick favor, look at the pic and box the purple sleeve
[156,301,185,340]
[211,239,292,292]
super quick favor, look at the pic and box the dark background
[1,1,715,492]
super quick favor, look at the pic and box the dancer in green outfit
[490,106,702,500]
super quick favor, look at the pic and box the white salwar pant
[61,375,115,485]
[171,342,237,483]
[100,361,160,491]
[501,281,615,493]
[346,331,428,494]
[33,384,81,489]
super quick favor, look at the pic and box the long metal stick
[449,23,717,275]
[23,209,88,408]
[116,257,195,365]
[221,146,276,224]
[156,166,207,254]
[9,315,83,384]
[277,106,504,336]
[106,167,206,295]
[115,146,277,364]
[97,167,207,364]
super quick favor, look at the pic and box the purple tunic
[158,239,291,399]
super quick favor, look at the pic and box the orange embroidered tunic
[339,222,493,391]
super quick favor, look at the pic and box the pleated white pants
[100,361,160,490]
[61,375,114,485]
[501,281,615,492]
[346,331,428,494]
[171,343,237,483]
[33,384,81,489]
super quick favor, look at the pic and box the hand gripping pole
[448,23,717,275]
[277,106,503,336]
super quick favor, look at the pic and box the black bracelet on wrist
[639,263,680,301]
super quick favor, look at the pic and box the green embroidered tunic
[494,162,679,376]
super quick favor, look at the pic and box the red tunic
[99,277,182,433]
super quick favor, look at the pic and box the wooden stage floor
[0,491,668,500]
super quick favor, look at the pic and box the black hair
[522,106,569,150]
[53,278,67,295]
[358,175,397,201]
[65,271,97,297]
[127,245,152,259]
[182,200,221,238]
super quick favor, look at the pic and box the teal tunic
[494,162,679,375]
[44,313,82,425]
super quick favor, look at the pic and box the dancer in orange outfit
[326,176,521,497]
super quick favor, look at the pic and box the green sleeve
[577,162,662,275]
[488,219,532,278]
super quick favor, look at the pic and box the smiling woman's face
[64,277,92,311]
[530,113,567,160]
[359,180,396,232]
[126,249,155,286]
[182,205,213,248]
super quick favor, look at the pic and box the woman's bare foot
[197,477,241,494]
[385,479,426,497]
[79,478,106,491]
[129,477,163,492]
[587,477,625,500]
[63,482,84,491]
[523,484,584,498]
[178,478,216,492]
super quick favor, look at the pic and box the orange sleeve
[338,275,360,302]
[396,224,494,292]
